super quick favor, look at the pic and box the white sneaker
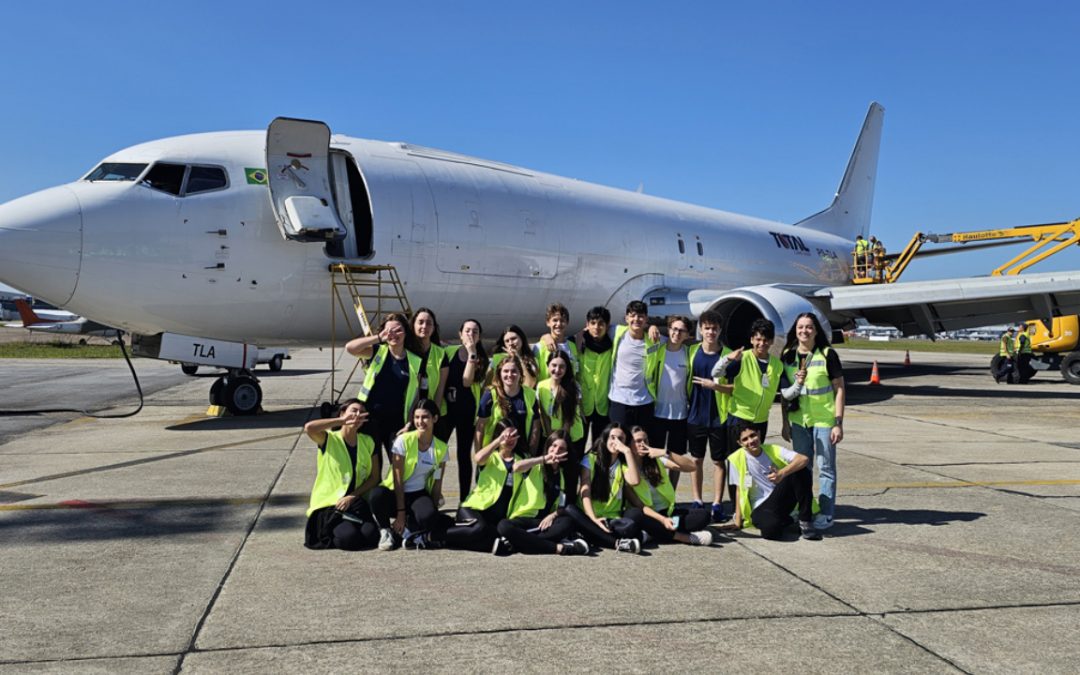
[813,514,834,530]
[615,538,641,554]
[377,528,394,551]
[491,536,513,556]
[688,530,714,546]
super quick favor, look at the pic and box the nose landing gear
[209,370,263,416]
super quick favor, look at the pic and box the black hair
[498,324,538,380]
[336,397,364,417]
[542,429,570,483]
[629,425,662,487]
[412,307,443,348]
[735,420,760,444]
[589,423,627,502]
[749,318,775,341]
[407,398,440,429]
[625,300,648,316]
[545,350,581,435]
[377,312,421,354]
[459,318,489,380]
[782,312,831,356]
[586,306,611,324]
[698,309,723,328]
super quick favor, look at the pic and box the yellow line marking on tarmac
[843,478,1080,490]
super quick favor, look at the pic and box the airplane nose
[0,185,83,305]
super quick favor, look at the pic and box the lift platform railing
[328,263,413,407]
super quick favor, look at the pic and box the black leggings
[559,439,588,504]
[370,410,405,463]
[439,406,477,500]
[634,506,711,545]
[751,468,813,540]
[443,505,502,552]
[496,514,577,555]
[368,486,447,537]
[565,504,642,548]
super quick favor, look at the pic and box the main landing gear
[209,369,263,416]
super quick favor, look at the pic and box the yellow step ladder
[327,263,413,409]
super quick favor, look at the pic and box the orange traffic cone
[869,360,881,385]
[904,350,911,367]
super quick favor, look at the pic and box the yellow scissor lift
[850,218,1080,383]
[322,263,413,417]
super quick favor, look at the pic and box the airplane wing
[816,270,1080,335]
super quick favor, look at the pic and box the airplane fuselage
[0,130,853,344]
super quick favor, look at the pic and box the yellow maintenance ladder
[326,263,412,411]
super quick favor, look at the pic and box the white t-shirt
[609,333,653,406]
[654,348,689,420]
[534,340,580,373]
[579,455,622,502]
[392,436,440,493]
[648,481,668,512]
[728,446,799,510]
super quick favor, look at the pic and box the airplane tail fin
[15,299,49,326]
[795,102,884,241]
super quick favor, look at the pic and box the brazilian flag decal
[245,168,268,185]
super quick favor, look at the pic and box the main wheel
[1061,352,1080,385]
[223,376,262,416]
[268,354,284,372]
[181,364,199,376]
[209,377,225,405]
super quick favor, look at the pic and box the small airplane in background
[8,299,120,343]
[2,102,1080,415]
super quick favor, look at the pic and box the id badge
[743,475,754,490]
[420,375,429,390]
[761,373,770,388]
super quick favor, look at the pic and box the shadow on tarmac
[183,368,331,378]
[165,407,315,431]
[826,504,986,538]
[847,381,1080,405]
[0,500,305,542]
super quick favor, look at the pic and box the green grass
[839,338,997,355]
[0,342,124,358]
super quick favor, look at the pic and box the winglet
[15,299,51,326]
[795,102,884,241]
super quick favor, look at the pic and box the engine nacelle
[690,285,832,349]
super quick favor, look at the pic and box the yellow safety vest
[580,342,613,416]
[536,378,584,441]
[480,385,537,448]
[729,353,783,424]
[783,347,836,429]
[358,345,421,425]
[999,333,1016,357]
[444,345,483,419]
[380,431,448,493]
[419,343,447,414]
[306,430,376,517]
[630,458,678,516]
[728,444,786,530]
[580,460,626,519]
[460,452,546,519]
[1015,332,1032,355]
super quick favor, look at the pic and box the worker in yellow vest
[1014,322,1035,383]
[367,399,450,550]
[576,306,614,444]
[346,313,421,462]
[853,235,869,278]
[607,300,664,441]
[303,399,381,550]
[722,423,821,540]
[993,326,1017,383]
[565,423,646,553]
[715,318,783,457]
[534,302,581,382]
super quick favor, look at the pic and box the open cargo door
[266,117,347,242]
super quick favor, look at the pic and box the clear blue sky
[2,1,1078,281]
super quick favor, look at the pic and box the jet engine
[688,285,833,349]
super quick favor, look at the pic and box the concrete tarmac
[0,347,1078,673]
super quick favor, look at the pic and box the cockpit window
[185,166,228,194]
[141,163,187,195]
[84,163,147,182]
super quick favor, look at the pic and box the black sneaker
[799,522,823,541]
[558,538,589,556]
[491,536,513,556]
[615,538,641,554]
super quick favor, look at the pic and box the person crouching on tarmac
[721,423,821,541]
[303,399,381,550]
[368,399,450,550]
[490,430,590,556]
[565,423,646,553]
[624,426,714,547]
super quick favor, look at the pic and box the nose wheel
[209,370,263,416]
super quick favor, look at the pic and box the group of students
[303,300,846,555]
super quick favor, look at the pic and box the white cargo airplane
[2,103,1079,414]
